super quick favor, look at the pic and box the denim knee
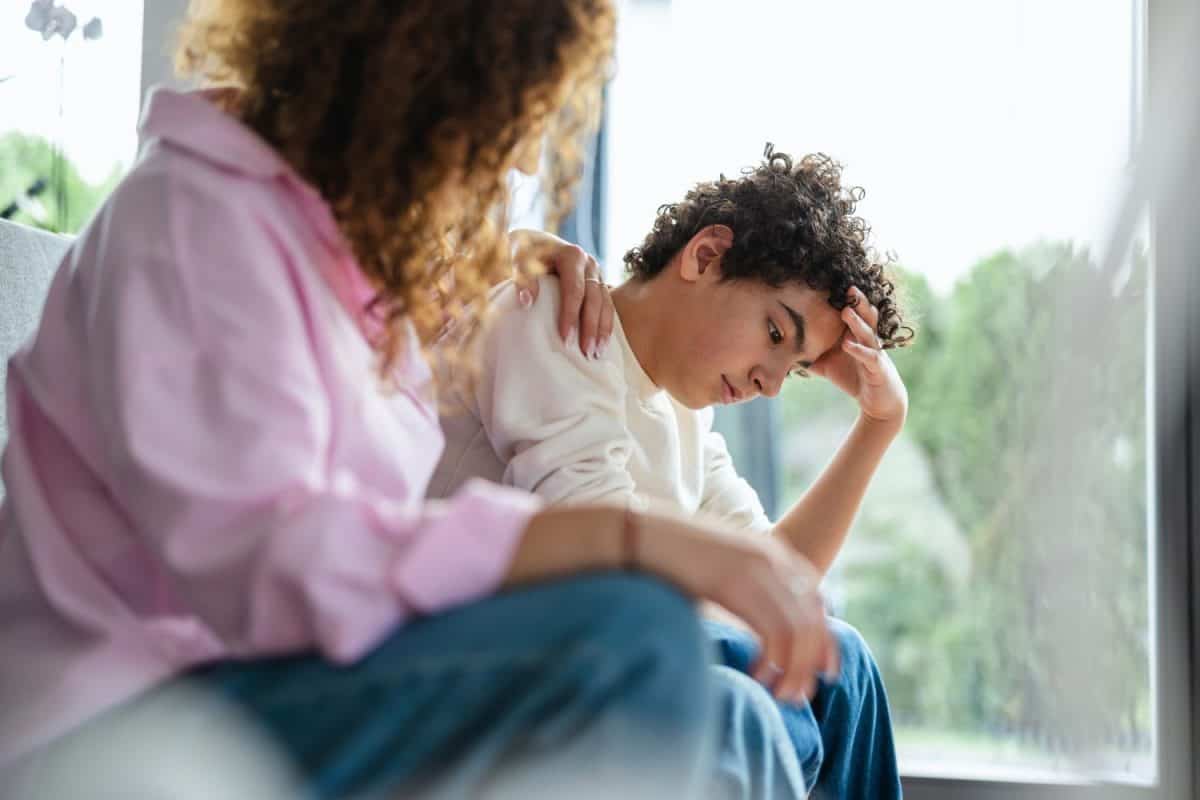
[566,573,712,712]
[827,618,879,683]
[570,573,707,658]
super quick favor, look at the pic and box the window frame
[872,1,1199,797]
[599,0,1195,795]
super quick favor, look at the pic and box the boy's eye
[788,366,811,380]
[768,319,784,345]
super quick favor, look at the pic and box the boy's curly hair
[176,0,615,379]
[624,145,913,349]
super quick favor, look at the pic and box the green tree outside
[781,243,1151,766]
[0,131,122,233]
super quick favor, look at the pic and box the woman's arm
[83,170,541,663]
[504,501,841,704]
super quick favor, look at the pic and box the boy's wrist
[856,409,905,438]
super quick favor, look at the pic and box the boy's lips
[721,375,743,404]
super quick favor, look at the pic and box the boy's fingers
[850,287,880,328]
[842,305,879,347]
[843,339,882,372]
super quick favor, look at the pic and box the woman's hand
[809,286,908,428]
[507,504,838,703]
[509,229,615,359]
[637,513,840,704]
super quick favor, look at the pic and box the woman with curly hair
[433,145,913,799]
[0,3,842,799]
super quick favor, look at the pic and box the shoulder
[474,276,629,404]
[486,275,561,339]
[82,148,322,355]
[115,140,278,226]
[484,275,622,370]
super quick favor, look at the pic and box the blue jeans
[706,618,902,800]
[9,575,882,799]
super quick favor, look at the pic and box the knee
[827,618,880,681]
[578,572,701,637]
[710,666,809,796]
[712,666,784,741]
[570,572,709,679]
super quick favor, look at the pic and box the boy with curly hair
[432,146,912,799]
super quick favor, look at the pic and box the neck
[611,278,666,387]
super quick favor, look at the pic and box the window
[605,0,1195,793]
[0,1,144,233]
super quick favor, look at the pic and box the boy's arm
[773,415,902,576]
[696,411,897,582]
[776,286,909,576]
[474,276,641,508]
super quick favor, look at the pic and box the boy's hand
[810,286,908,427]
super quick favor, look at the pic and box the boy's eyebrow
[778,301,807,356]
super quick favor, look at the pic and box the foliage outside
[0,132,121,234]
[781,242,1150,774]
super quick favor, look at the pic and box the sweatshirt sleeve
[80,167,539,664]
[472,277,641,509]
[697,412,774,535]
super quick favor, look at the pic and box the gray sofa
[0,219,71,500]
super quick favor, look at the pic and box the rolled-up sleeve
[80,167,537,664]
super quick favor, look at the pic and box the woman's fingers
[749,586,797,691]
[513,274,537,307]
[775,588,826,703]
[554,247,589,344]
[578,259,606,358]
[595,282,615,356]
[739,566,830,704]
[508,230,608,355]
[822,624,842,680]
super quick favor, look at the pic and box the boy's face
[657,227,848,410]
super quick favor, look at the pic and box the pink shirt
[0,88,539,766]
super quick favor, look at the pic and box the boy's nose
[751,368,785,399]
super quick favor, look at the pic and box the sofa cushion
[0,219,71,499]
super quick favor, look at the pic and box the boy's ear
[679,225,735,283]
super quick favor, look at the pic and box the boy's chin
[674,387,714,411]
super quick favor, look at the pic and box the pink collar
[138,87,388,346]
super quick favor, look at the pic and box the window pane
[607,0,1151,781]
[1,1,144,233]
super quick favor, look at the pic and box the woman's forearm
[501,506,626,588]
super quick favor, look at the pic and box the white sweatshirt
[429,276,772,534]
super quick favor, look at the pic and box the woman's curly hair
[624,145,913,349]
[176,0,615,378]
